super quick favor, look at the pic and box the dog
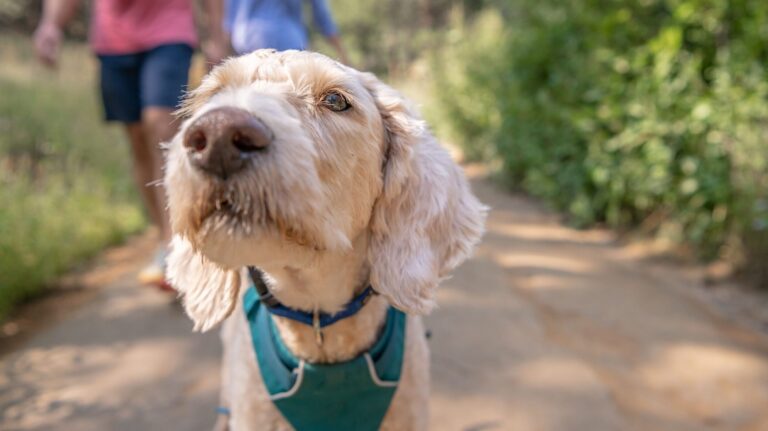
[163,50,487,431]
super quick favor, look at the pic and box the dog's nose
[183,106,272,179]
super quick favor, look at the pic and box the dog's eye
[322,91,351,112]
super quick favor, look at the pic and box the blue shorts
[98,43,193,123]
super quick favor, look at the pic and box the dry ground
[2,174,768,431]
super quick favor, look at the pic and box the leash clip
[313,309,324,346]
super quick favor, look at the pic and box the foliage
[434,1,768,264]
[0,37,144,319]
[0,0,88,38]
[325,0,493,75]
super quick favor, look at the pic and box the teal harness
[243,286,407,431]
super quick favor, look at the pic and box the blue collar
[247,266,376,328]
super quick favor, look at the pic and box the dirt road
[3,176,768,431]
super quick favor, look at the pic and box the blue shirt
[225,0,339,54]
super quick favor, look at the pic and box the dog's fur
[164,50,487,430]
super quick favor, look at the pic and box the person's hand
[33,21,63,68]
[203,38,230,71]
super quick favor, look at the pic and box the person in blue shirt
[225,0,348,63]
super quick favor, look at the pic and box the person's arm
[33,0,82,67]
[202,0,230,68]
[310,0,349,64]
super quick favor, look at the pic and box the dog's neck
[261,234,371,313]
[255,233,390,363]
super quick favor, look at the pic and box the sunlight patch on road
[634,342,768,420]
[512,357,605,391]
[1,338,202,430]
[488,221,614,245]
[639,342,768,385]
[495,254,597,276]
[96,288,174,320]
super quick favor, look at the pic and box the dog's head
[165,50,486,331]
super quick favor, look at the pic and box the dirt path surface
[3,176,768,431]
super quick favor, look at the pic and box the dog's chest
[225,288,407,430]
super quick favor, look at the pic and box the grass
[0,34,145,320]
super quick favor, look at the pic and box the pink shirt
[90,0,197,55]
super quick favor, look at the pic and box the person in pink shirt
[34,0,228,288]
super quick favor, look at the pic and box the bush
[434,1,768,263]
[0,37,144,319]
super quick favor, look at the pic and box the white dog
[164,50,486,431]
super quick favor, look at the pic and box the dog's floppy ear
[362,74,487,315]
[166,235,242,331]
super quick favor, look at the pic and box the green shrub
[0,37,144,319]
[434,1,768,262]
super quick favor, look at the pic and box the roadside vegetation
[0,36,144,319]
[431,1,768,283]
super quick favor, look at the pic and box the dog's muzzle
[183,106,272,180]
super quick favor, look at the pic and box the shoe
[138,247,174,291]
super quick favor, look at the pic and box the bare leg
[124,121,170,243]
[212,414,229,431]
[140,106,180,243]
[126,108,178,286]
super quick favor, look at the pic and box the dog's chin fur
[179,165,352,250]
[184,184,349,271]
[194,221,315,270]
